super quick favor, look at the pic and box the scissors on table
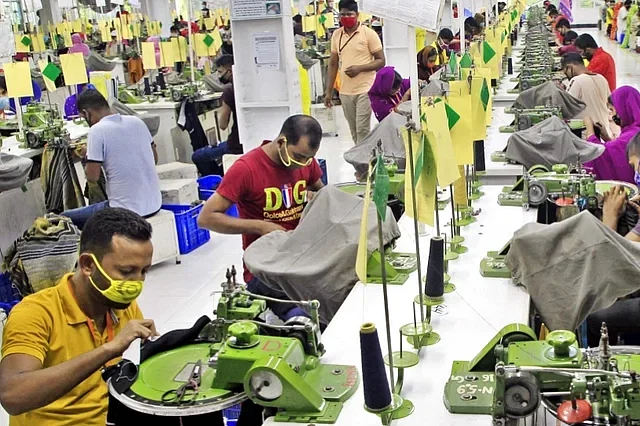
[161,360,203,404]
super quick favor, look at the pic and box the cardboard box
[159,179,199,205]
[156,162,198,180]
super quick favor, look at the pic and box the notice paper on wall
[252,32,280,71]
[232,0,282,20]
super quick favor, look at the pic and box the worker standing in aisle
[324,0,386,144]
[62,89,162,229]
[574,33,617,92]
[197,115,325,321]
[0,208,158,425]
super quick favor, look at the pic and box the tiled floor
[1,28,640,426]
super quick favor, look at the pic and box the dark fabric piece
[247,277,309,321]
[140,315,211,363]
[41,138,85,214]
[191,142,227,177]
[587,298,640,347]
[222,85,242,155]
[178,100,209,152]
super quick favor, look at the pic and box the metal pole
[449,184,456,238]
[377,211,395,394]
[187,0,196,84]
[405,123,426,326]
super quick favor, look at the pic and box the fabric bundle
[40,136,85,213]
[2,215,80,297]
[0,153,33,193]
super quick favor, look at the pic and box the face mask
[340,16,358,28]
[218,69,231,83]
[88,254,144,305]
[613,114,622,126]
[0,97,10,110]
[564,66,573,80]
[278,138,313,167]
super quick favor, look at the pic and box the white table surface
[483,107,525,179]
[264,185,535,426]
[0,121,89,158]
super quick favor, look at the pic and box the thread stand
[401,319,441,348]
[470,167,485,200]
[444,258,456,293]
[456,205,478,226]
[444,235,459,262]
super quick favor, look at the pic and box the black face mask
[613,114,622,126]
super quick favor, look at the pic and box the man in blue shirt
[62,89,161,228]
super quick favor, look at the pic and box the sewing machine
[14,104,68,149]
[165,83,201,102]
[108,267,359,423]
[498,106,562,133]
[443,323,640,425]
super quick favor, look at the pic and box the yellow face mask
[88,254,144,305]
[278,138,313,167]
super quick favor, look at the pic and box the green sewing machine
[443,323,640,425]
[117,86,144,104]
[498,106,562,133]
[14,104,68,149]
[108,267,359,423]
[166,83,201,102]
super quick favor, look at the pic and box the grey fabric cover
[513,81,586,119]
[85,52,116,72]
[505,116,604,168]
[0,153,33,193]
[505,211,640,331]
[110,99,161,137]
[201,74,231,93]
[244,185,402,324]
[420,75,449,97]
[296,52,319,70]
[343,112,407,176]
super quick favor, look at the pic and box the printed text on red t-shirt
[263,180,307,221]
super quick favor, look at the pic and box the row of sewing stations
[268,9,634,426]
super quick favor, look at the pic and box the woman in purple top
[368,66,410,122]
[584,85,640,184]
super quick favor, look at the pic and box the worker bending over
[62,89,161,228]
[198,115,324,320]
[0,208,158,425]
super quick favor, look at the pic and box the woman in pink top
[68,33,90,57]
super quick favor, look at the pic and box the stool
[147,209,181,266]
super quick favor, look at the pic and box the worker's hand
[344,65,361,78]
[603,184,628,221]
[583,117,595,138]
[324,94,333,109]
[594,122,611,142]
[259,221,286,236]
[400,89,411,102]
[104,319,159,358]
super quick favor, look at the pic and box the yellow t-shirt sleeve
[368,28,383,54]
[1,299,52,363]
[330,29,339,53]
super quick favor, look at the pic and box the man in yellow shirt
[0,207,158,426]
[324,0,386,144]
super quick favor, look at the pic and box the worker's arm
[309,179,324,191]
[197,192,284,235]
[354,49,386,73]
[217,101,232,131]
[324,51,339,108]
[152,142,158,164]
[84,161,101,183]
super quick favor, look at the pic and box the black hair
[170,25,179,33]
[0,75,6,91]
[438,28,454,41]
[465,17,479,29]
[563,30,578,43]
[560,52,584,67]
[293,14,303,23]
[392,71,403,90]
[280,115,323,149]
[625,0,632,6]
[574,33,598,50]
[556,18,570,29]
[549,9,559,16]
[546,4,557,11]
[338,0,358,13]
[76,88,110,111]
[627,132,640,159]
[80,208,152,260]
[215,54,234,67]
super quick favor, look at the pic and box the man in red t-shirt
[198,115,324,320]
[575,33,617,92]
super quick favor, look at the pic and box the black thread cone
[474,140,486,172]
[425,237,444,298]
[143,77,151,95]
[360,323,392,411]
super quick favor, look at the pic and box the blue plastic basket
[223,404,241,426]
[197,175,239,218]
[318,158,328,186]
[0,273,21,314]
[162,204,211,254]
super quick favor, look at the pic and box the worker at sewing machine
[557,30,579,55]
[0,208,158,426]
[561,53,612,137]
[554,18,571,45]
[192,55,241,176]
[583,85,640,183]
[449,17,482,52]
[369,66,410,122]
[62,89,162,228]
[416,45,442,82]
[197,115,324,322]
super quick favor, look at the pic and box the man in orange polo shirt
[575,33,617,92]
[0,208,158,426]
[324,0,386,143]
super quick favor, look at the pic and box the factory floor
[0,29,639,426]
